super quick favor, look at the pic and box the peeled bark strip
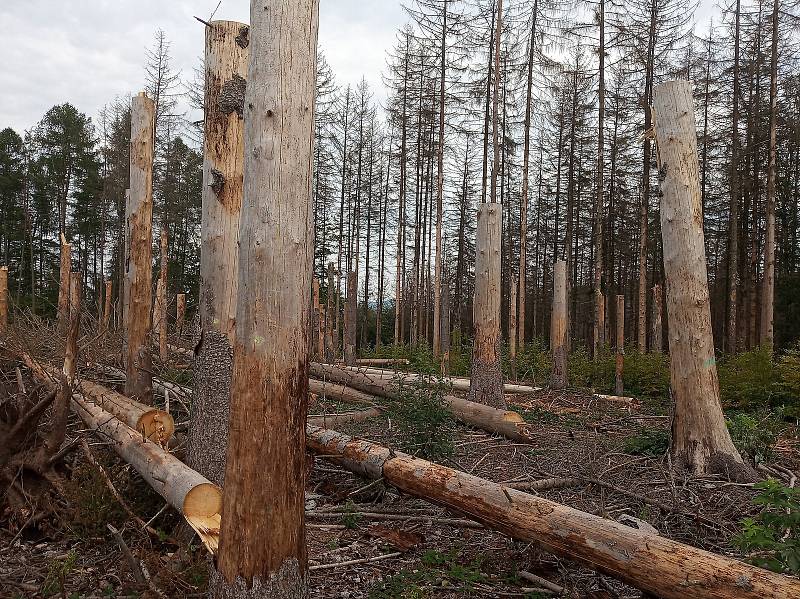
[0,266,7,336]
[470,203,504,408]
[190,20,248,488]
[653,80,751,481]
[306,426,800,599]
[72,394,221,553]
[57,236,71,331]
[124,92,155,404]
[615,295,624,396]
[551,260,568,389]
[214,1,318,595]
[651,284,662,353]
[23,355,175,445]
[310,363,533,442]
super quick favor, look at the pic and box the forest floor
[1,338,799,598]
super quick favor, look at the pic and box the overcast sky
[0,0,406,134]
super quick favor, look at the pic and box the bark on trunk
[470,203,504,408]
[213,2,318,595]
[306,426,800,599]
[551,260,567,389]
[124,92,155,404]
[158,227,168,362]
[615,294,624,396]
[57,237,71,332]
[509,274,517,380]
[0,266,7,337]
[190,20,248,488]
[651,284,662,353]
[653,80,752,481]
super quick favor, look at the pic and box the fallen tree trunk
[310,363,533,442]
[354,358,409,367]
[309,378,381,407]
[337,365,544,395]
[306,426,800,599]
[308,408,382,428]
[71,394,221,553]
[23,355,175,444]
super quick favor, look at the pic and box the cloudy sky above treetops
[0,0,406,134]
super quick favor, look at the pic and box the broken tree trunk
[213,0,318,594]
[190,20,248,489]
[72,394,221,553]
[615,295,624,396]
[23,355,175,444]
[310,363,533,442]
[470,203,504,408]
[0,266,7,337]
[176,293,186,337]
[344,270,358,366]
[551,260,568,389]
[653,80,752,481]
[57,234,71,332]
[651,284,662,353]
[306,426,800,599]
[124,92,155,404]
[101,279,112,333]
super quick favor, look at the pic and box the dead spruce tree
[188,20,248,488]
[653,80,752,481]
[124,92,155,404]
[213,0,319,596]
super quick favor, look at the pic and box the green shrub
[624,428,669,457]
[777,344,800,418]
[726,411,781,466]
[514,339,553,385]
[733,479,800,574]
[622,350,671,400]
[718,348,786,411]
[387,375,456,461]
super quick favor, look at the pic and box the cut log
[310,363,533,442]
[23,355,175,444]
[306,425,800,599]
[72,394,221,553]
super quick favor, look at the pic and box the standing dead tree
[653,80,752,481]
[551,260,567,389]
[189,19,248,489]
[124,92,155,404]
[213,0,319,596]
[0,266,7,337]
[615,295,624,396]
[57,235,71,331]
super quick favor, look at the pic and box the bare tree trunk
[0,266,7,337]
[176,293,186,337]
[509,274,517,380]
[433,0,447,358]
[344,271,357,365]
[653,80,752,481]
[213,1,318,595]
[312,278,323,360]
[124,92,155,405]
[326,262,336,362]
[551,260,567,389]
[158,227,168,362]
[651,284,662,353]
[190,20,248,489]
[726,0,742,354]
[57,236,71,332]
[470,203,504,408]
[593,0,606,357]
[440,280,450,375]
[761,0,779,353]
[101,279,112,332]
[615,295,624,396]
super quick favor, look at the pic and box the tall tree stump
[551,260,568,389]
[189,20,249,489]
[213,0,318,596]
[470,203,504,408]
[124,92,155,405]
[653,80,752,481]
